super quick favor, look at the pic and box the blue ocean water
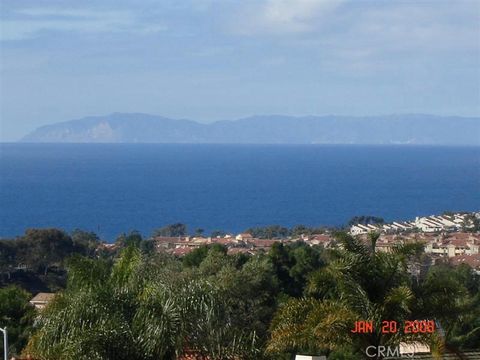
[1,144,479,241]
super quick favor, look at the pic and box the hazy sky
[1,0,479,141]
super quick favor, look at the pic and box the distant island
[21,113,480,145]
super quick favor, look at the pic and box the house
[350,224,369,235]
[236,233,253,241]
[30,292,55,310]
[424,233,480,258]
[154,236,211,250]
[414,214,467,233]
[305,234,333,247]
[392,221,416,231]
[450,254,480,271]
[246,238,279,250]
[350,224,380,235]
[154,236,187,249]
[415,217,444,232]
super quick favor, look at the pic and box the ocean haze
[21,113,480,145]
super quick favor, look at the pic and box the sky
[0,0,479,141]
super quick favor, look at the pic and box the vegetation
[0,228,479,359]
[0,286,35,355]
[0,229,101,293]
[463,214,480,232]
[150,223,330,239]
[268,233,434,358]
[244,224,331,239]
[115,231,155,254]
[245,225,290,239]
[347,216,385,227]
[153,223,188,237]
[24,247,271,360]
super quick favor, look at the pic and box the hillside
[21,113,480,145]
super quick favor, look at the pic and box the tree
[25,247,261,360]
[290,225,327,237]
[267,232,434,358]
[347,216,385,227]
[16,229,75,275]
[153,223,187,237]
[268,242,295,295]
[413,264,480,352]
[289,244,324,293]
[0,241,16,279]
[139,239,155,254]
[115,231,156,255]
[245,225,289,239]
[454,263,480,295]
[368,231,380,254]
[115,230,143,248]
[182,246,209,268]
[267,242,324,297]
[212,255,279,349]
[462,214,480,232]
[0,286,35,357]
[1,229,104,292]
[290,225,312,237]
[71,229,101,256]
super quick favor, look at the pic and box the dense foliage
[0,229,101,292]
[245,224,331,239]
[153,223,188,237]
[0,229,479,359]
[0,286,35,355]
[347,216,385,226]
[25,247,272,360]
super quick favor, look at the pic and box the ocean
[1,144,479,241]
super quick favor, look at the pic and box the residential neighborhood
[149,212,480,273]
[349,212,477,235]
[3,210,479,359]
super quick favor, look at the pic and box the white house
[350,224,382,235]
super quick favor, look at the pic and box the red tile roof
[210,238,234,245]
[238,233,253,238]
[247,239,278,247]
[310,234,331,242]
[450,254,480,269]
[154,236,187,243]
[446,232,475,240]
[448,238,469,247]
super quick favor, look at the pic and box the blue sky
[1,0,479,141]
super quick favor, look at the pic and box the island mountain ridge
[21,113,480,145]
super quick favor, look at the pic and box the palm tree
[24,247,260,360]
[368,231,380,254]
[267,233,438,359]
